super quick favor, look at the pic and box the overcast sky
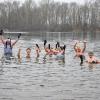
[0,0,85,4]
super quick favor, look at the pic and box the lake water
[0,32,100,100]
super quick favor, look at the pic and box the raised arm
[82,41,87,53]
[0,35,5,44]
[74,42,77,51]
[0,29,5,44]
[44,40,47,48]
[11,33,21,47]
[11,39,19,46]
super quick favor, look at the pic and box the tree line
[0,0,100,32]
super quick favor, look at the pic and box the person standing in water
[74,41,87,65]
[0,29,21,59]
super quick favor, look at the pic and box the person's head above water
[88,52,94,58]
[6,38,11,45]
[4,38,12,48]
[75,46,82,52]
[26,48,31,54]
[7,38,11,41]
[26,48,31,58]
[77,48,81,52]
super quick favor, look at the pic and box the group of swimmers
[0,29,100,65]
[17,40,66,60]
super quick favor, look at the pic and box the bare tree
[0,0,99,32]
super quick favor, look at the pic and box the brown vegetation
[0,0,100,32]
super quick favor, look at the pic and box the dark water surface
[0,32,100,100]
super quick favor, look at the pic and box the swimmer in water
[26,48,31,59]
[74,41,87,65]
[86,52,100,64]
[44,42,53,55]
[0,29,21,60]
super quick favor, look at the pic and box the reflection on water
[0,32,100,100]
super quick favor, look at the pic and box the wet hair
[26,48,31,52]
[26,48,31,51]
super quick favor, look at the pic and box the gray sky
[0,0,85,4]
